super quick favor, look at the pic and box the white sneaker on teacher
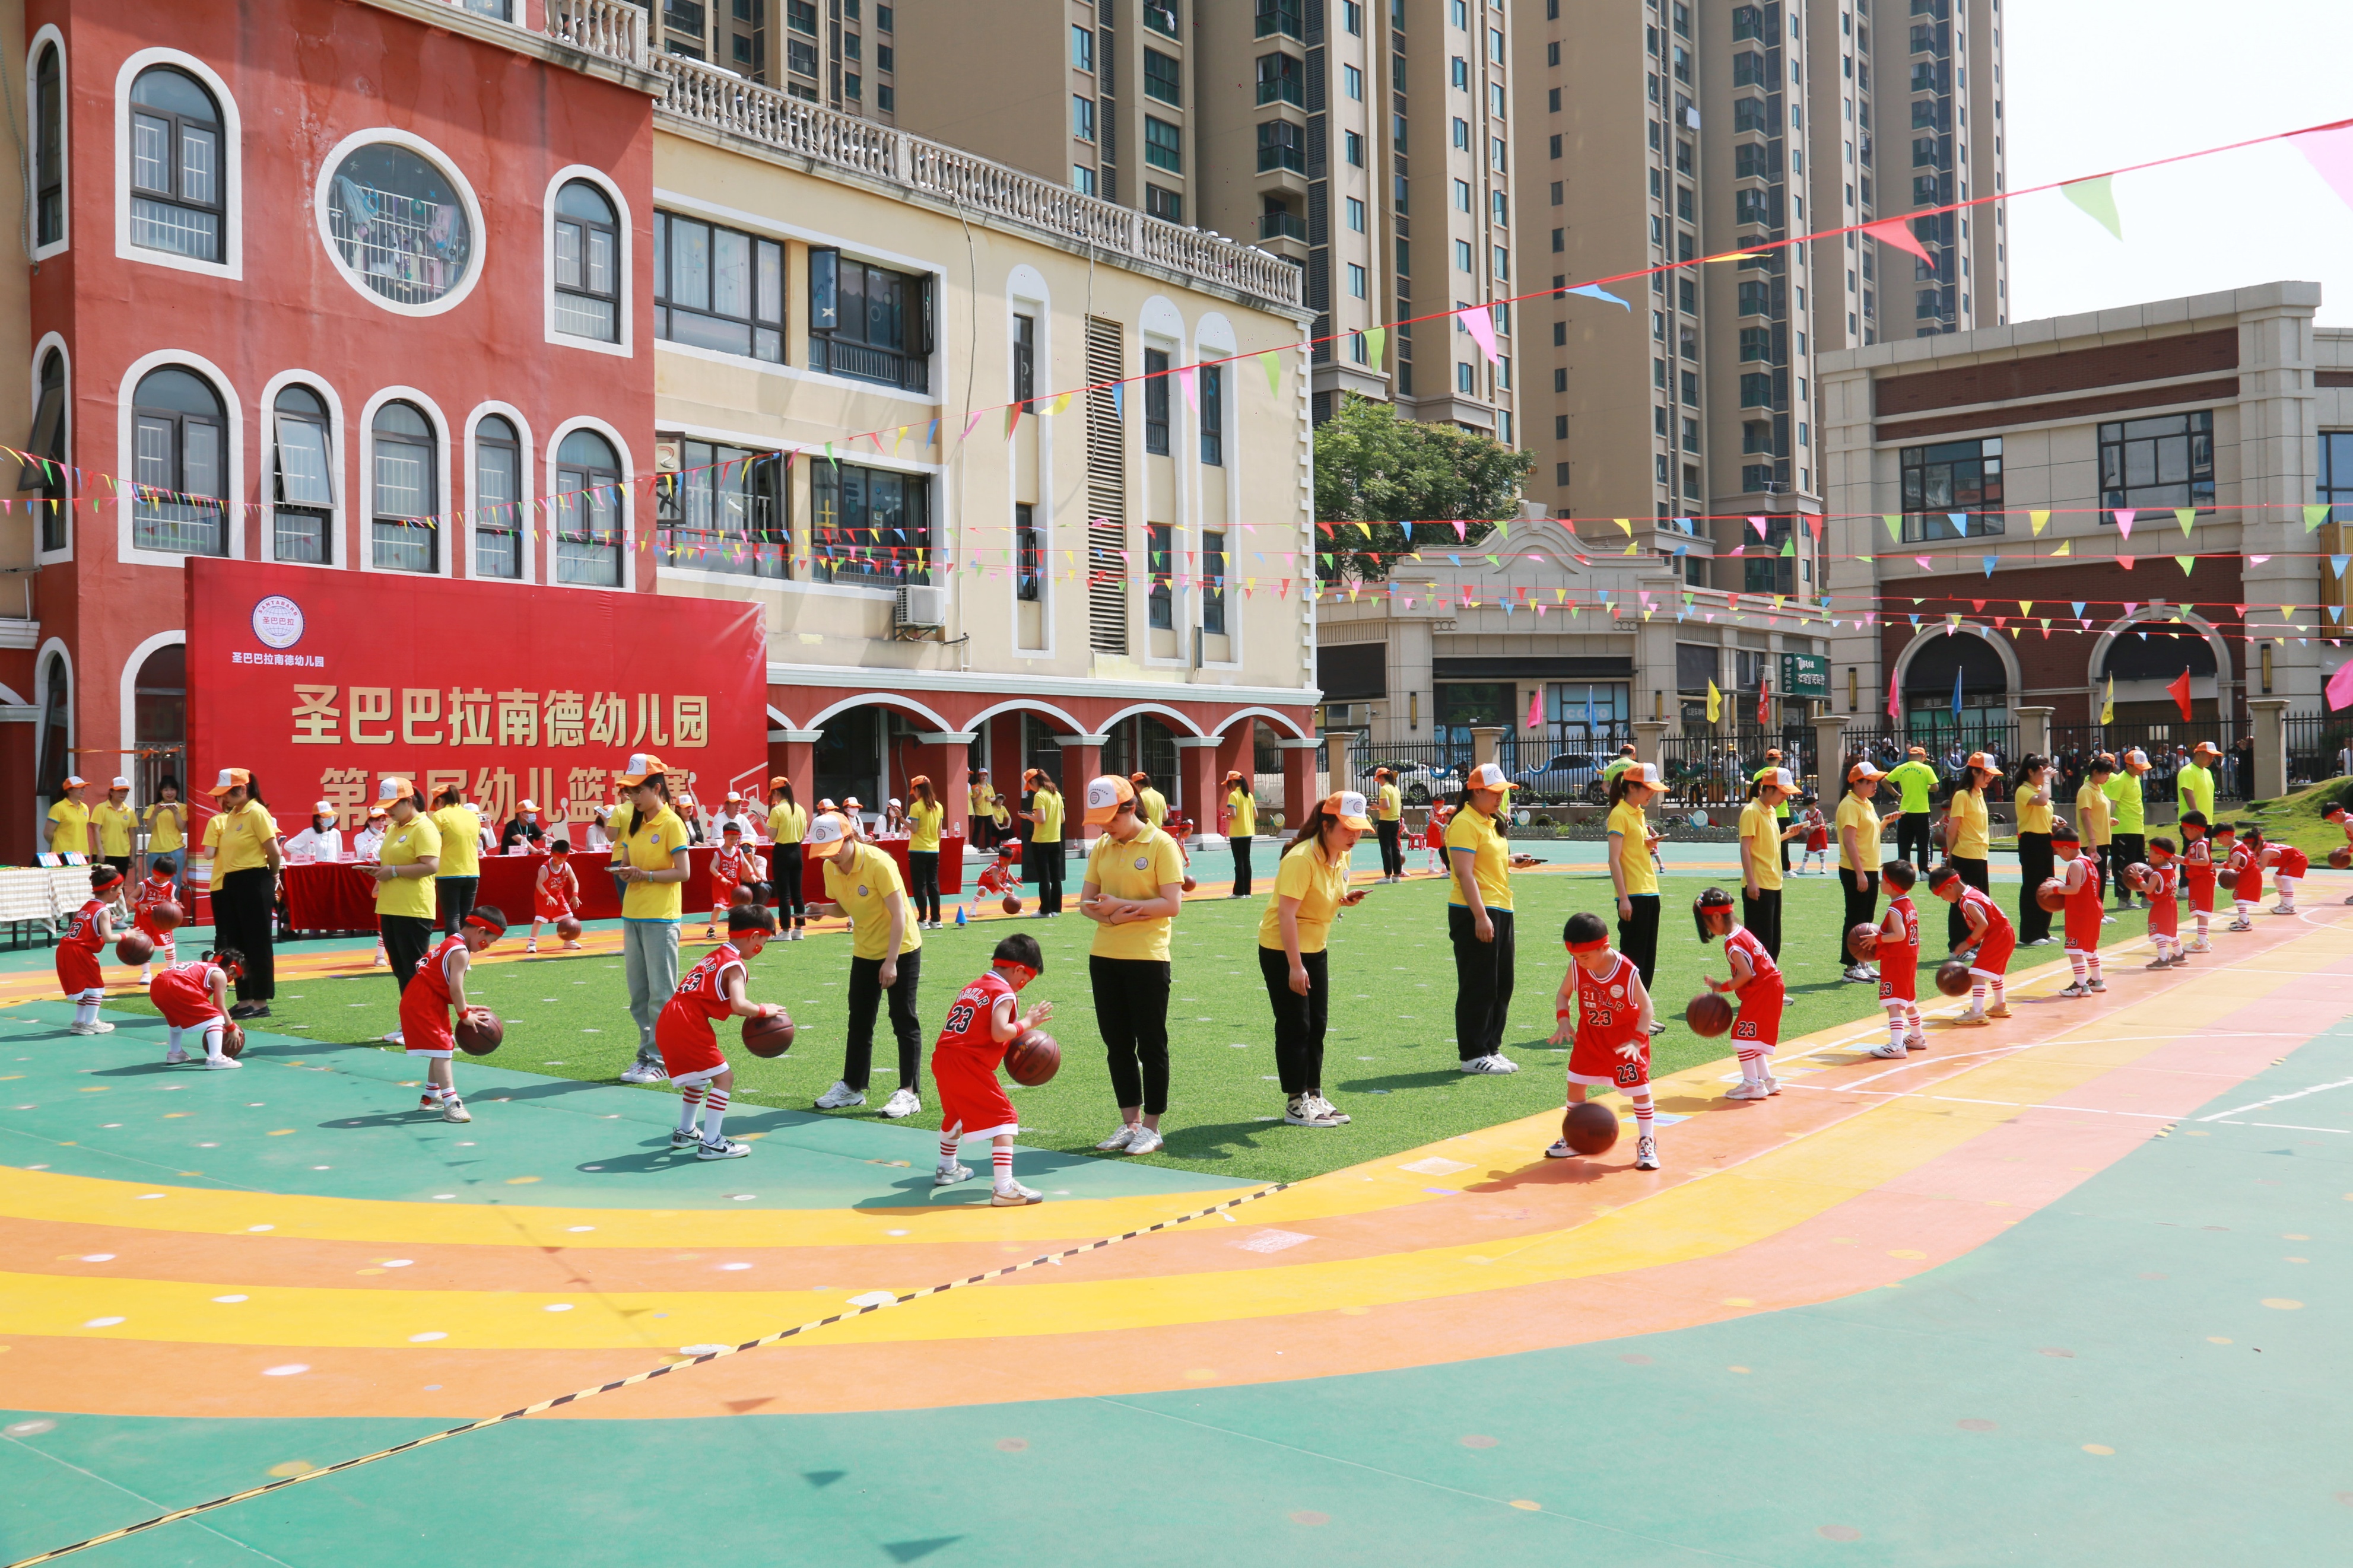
[1123,1125,1165,1156]
[879,1087,922,1119]
[1095,1124,1138,1152]
[619,1063,666,1084]
[814,1081,866,1110]
[1459,1054,1519,1074]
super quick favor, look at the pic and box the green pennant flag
[2063,176,2123,240]
[1495,518,1510,540]
[823,441,839,468]
[2306,503,2333,533]
[2176,555,2195,575]
[1364,326,1387,372]
[2175,507,2195,537]
[1260,350,1284,396]
[1882,513,1901,542]
[1779,536,1796,557]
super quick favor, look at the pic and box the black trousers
[1743,886,1783,960]
[435,874,478,936]
[1449,904,1516,1061]
[1617,893,1660,990]
[1029,842,1065,914]
[1779,825,1792,873]
[1259,945,1329,1097]
[1896,812,1933,870]
[1946,856,1991,947]
[907,850,941,924]
[775,843,806,924]
[213,867,277,1003]
[381,913,436,999]
[1840,867,1880,968]
[1091,955,1171,1115]
[2111,833,2146,905]
[2017,831,2054,943]
[1230,835,1255,897]
[1376,820,1403,876]
[843,949,923,1094]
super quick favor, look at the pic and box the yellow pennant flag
[2031,510,2050,537]
[2100,675,2115,725]
[1614,517,1633,535]
[2052,539,2072,557]
[1706,679,1723,723]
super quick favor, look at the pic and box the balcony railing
[1259,209,1307,240]
[1901,510,2004,543]
[542,0,649,66]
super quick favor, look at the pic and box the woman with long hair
[1025,771,1065,916]
[1079,775,1187,1154]
[1605,761,1666,1031]
[1941,750,2002,948]
[1448,763,1523,1072]
[766,776,808,941]
[1834,757,1900,981]
[968,766,998,851]
[198,768,282,1020]
[1224,771,1257,898]
[2014,754,2057,946]
[369,776,439,1048]
[428,783,482,936]
[1738,766,1802,959]
[1258,791,1371,1126]
[906,775,945,930]
[611,755,692,1086]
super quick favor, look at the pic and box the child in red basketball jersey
[1870,860,1925,1058]
[1931,861,2015,1023]
[2144,838,2183,967]
[1547,910,1659,1169]
[1424,802,1453,874]
[655,905,781,1161]
[1694,887,1786,1100]
[527,840,583,955]
[2264,839,2307,915]
[2224,826,2263,930]
[705,824,757,940]
[57,866,123,1036]
[975,842,1023,905]
[131,855,180,984]
[2052,822,2107,997]
[149,947,243,1069]
[1798,799,1830,875]
[2179,812,2216,952]
[2323,804,2353,905]
[402,905,507,1124]
[932,931,1056,1203]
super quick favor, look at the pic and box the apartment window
[844,73,863,100]
[1255,53,1303,107]
[270,386,335,565]
[1144,347,1171,454]
[1734,96,1770,134]
[1489,82,1505,117]
[1901,436,2005,541]
[1145,116,1183,171]
[1742,421,1772,454]
[876,4,891,29]
[1450,0,1467,24]
[1343,129,1363,166]
[1343,63,1364,100]
[1735,142,1773,180]
[788,38,818,74]
[1346,196,1366,231]
[129,66,226,263]
[552,180,621,343]
[1453,178,1471,212]
[1738,326,1771,362]
[844,28,861,59]
[1551,133,1563,158]
[1457,362,1477,395]
[1344,1,1363,34]
[1255,0,1303,37]
[129,367,226,555]
[1548,42,1561,68]
[1395,237,1410,273]
[1492,245,1509,279]
[1676,185,1695,221]
[811,462,931,587]
[473,415,522,579]
[1490,25,1505,62]
[809,248,932,392]
[1073,95,1095,141]
[1452,117,1470,149]
[1742,462,1774,491]
[1200,364,1224,465]
[1679,369,1697,405]
[1682,463,1701,497]
[1347,262,1367,298]
[2099,412,2214,520]
[1492,189,1508,225]
[1454,239,1472,271]
[24,351,66,549]
[655,211,785,364]
[33,44,61,250]
[1144,48,1181,103]
[1071,24,1093,69]
[1146,184,1183,222]
[1144,1,1179,39]
[370,402,438,573]
[1148,523,1175,629]
[1202,527,1227,634]
[1451,56,1468,89]
[1490,135,1507,171]
[548,429,622,587]
[1072,163,1097,196]
[1739,371,1773,407]
[1015,502,1042,602]
[1732,4,1764,41]
[658,438,786,580]
[1738,279,1770,316]
[1681,416,1700,453]
[1012,313,1037,413]
[1656,454,1669,484]
[787,0,816,31]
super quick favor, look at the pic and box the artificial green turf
[101,870,2151,1185]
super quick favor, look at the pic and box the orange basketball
[1001,894,1022,915]
[742,1010,795,1058]
[151,900,185,932]
[220,1020,245,1060]
[1936,958,1973,997]
[2036,877,2068,912]
[1685,992,1733,1037]
[1005,1028,1060,1086]
[115,930,154,966]
[555,915,583,940]
[2330,847,2351,871]
[455,1009,503,1055]
[1846,922,1879,960]
[2217,866,2240,889]
[1560,1100,1620,1156]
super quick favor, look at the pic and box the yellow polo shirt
[1136,787,1168,828]
[1449,803,1516,910]
[1257,839,1349,953]
[1226,788,1256,838]
[1086,824,1186,962]
[1948,788,1990,859]
[1739,799,1784,891]
[430,806,482,877]
[2075,781,2113,848]
[908,800,944,853]
[2104,770,2146,835]
[1031,790,1064,845]
[1836,792,1884,873]
[2176,763,2215,822]
[824,842,921,960]
[375,812,440,922]
[1377,782,1402,822]
[2014,784,2053,836]
[92,800,137,857]
[46,798,90,857]
[767,802,807,845]
[617,805,689,921]
[144,802,185,854]
[972,782,997,820]
[203,800,279,876]
[1606,800,1655,897]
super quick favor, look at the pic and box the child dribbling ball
[1546,911,1660,1170]
[150,947,245,1069]
[56,866,123,1036]
[653,904,783,1160]
[402,906,509,1124]
[1693,886,1786,1099]
[931,931,1056,1205]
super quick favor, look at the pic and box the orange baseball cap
[1083,775,1137,825]
[769,775,792,788]
[203,768,249,797]
[376,777,417,802]
[1465,762,1519,791]
[1848,760,1885,784]
[617,753,668,786]
[804,811,856,860]
[1322,790,1373,830]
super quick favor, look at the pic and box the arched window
[131,366,226,555]
[370,401,438,573]
[33,44,62,250]
[553,180,620,342]
[23,349,66,550]
[271,386,335,564]
[133,643,186,748]
[474,415,522,578]
[129,66,224,262]
[554,428,621,587]
[35,655,69,806]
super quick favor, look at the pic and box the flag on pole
[2166,667,2194,723]
[2100,675,2116,725]
[1525,686,1544,733]
[1951,667,1963,720]
[1706,679,1723,724]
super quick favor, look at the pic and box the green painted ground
[83,862,2153,1185]
[4,1017,2344,1567]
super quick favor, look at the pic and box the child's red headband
[1566,936,1609,954]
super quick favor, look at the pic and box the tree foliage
[1310,394,1535,581]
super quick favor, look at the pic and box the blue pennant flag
[1567,283,1631,310]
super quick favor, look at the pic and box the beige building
[648,50,1324,828]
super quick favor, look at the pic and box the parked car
[1507,752,1603,800]
[1359,761,1463,806]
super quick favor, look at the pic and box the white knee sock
[1630,1092,1656,1143]
[2086,953,2103,982]
[1737,1049,1765,1083]
[1970,981,1987,1010]
[992,1145,1017,1187]
[2195,912,2209,939]
[2234,900,2252,920]
[73,988,102,1026]
[2278,876,2297,906]
[677,1083,705,1133]
[166,1025,184,1057]
[1885,1003,1909,1049]
[201,1020,226,1060]
[2068,952,2087,983]
[701,1087,730,1141]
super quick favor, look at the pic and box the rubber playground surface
[4,855,2351,1564]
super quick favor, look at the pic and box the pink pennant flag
[1452,520,1467,540]
[1863,217,1935,265]
[1749,515,1770,537]
[1176,364,1198,412]
[961,410,985,440]
[1460,306,1500,366]
[2294,125,2353,212]
[1525,688,1543,731]
[2327,657,2353,710]
[1914,556,1932,571]
[2114,508,2135,539]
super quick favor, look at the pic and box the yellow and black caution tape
[8,1180,1290,1566]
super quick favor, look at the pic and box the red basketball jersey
[711,845,751,892]
[1880,895,1920,982]
[1574,954,1646,1057]
[2228,844,2263,901]
[63,898,106,959]
[398,933,469,1052]
[150,961,225,1027]
[1725,924,1781,998]
[2148,860,2180,936]
[659,943,748,1055]
[1960,884,2012,942]
[936,971,1015,1070]
[2272,844,2309,879]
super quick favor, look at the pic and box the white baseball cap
[1465,762,1519,791]
[110,775,131,790]
[804,810,856,860]
[1620,762,1665,787]
[313,799,335,815]
[1763,768,1798,792]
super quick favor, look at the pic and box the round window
[324,142,474,307]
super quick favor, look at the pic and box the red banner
[185,561,768,838]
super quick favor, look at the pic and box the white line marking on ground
[2195,1076,2353,1123]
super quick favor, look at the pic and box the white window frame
[27,26,68,262]
[257,368,350,572]
[356,385,455,580]
[463,402,537,584]
[1190,313,1244,673]
[542,164,633,359]
[543,415,636,594]
[113,47,243,281]
[115,348,243,569]
[28,331,72,565]
[313,126,485,319]
[1005,265,1055,657]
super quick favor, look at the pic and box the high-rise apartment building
[635,0,899,118]
[890,0,1519,440]
[1514,0,1999,598]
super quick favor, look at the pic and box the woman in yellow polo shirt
[1371,766,1405,882]
[144,775,187,897]
[766,776,809,940]
[611,754,692,1085]
[906,775,945,930]
[1258,790,1371,1128]
[1079,775,1187,1154]
[2014,755,2057,946]
[46,774,93,859]
[428,784,483,936]
[1449,761,1523,1071]
[806,810,926,1118]
[1941,750,2000,949]
[1224,771,1258,897]
[1025,771,1066,916]
[1836,759,1900,981]
[370,777,441,1048]
[1605,762,1666,1019]
[93,776,139,886]
[199,768,282,1019]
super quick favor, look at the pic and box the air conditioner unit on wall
[895,584,947,631]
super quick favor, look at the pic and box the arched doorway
[1101,713,1180,797]
[132,641,188,804]
[2097,625,2220,727]
[1901,631,2009,752]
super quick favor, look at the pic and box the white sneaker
[1459,1054,1519,1074]
[2272,904,2295,915]
[878,1087,922,1119]
[2228,920,2254,932]
[1634,1136,1660,1171]
[2189,938,2212,952]
[441,1098,472,1123]
[934,1162,973,1187]
[670,1127,701,1150]
[697,1136,750,1160]
[1904,1032,1928,1051]
[1095,1124,1138,1151]
[1984,1001,2012,1019]
[1869,1042,1907,1060]
[205,1054,242,1070]
[814,1081,866,1110]
[991,1181,1043,1206]
[382,1029,406,1046]
[372,946,388,966]
[65,1022,104,1036]
[1284,1095,1345,1127]
[1763,1074,1782,1095]
[2087,977,2106,993]
[166,1045,190,1064]
[1951,1006,1989,1026]
[1309,1093,1351,1124]
[1123,1125,1165,1156]
[619,1063,667,1084]
[1544,1139,1576,1159]
[2101,914,2117,925]
[139,966,153,984]
[1725,1080,1771,1100]
[2056,982,2090,998]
